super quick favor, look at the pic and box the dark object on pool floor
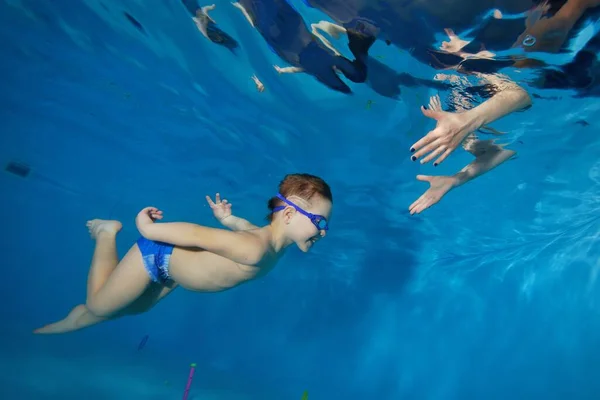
[124,12,146,35]
[576,119,590,126]
[532,93,562,101]
[5,161,31,178]
[137,334,149,350]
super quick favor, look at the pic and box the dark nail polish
[410,148,415,153]
[422,105,428,110]
[434,163,438,167]
[411,156,416,161]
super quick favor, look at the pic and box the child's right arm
[219,215,259,231]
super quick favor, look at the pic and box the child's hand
[205,193,232,221]
[136,207,163,234]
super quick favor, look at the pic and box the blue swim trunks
[136,237,174,283]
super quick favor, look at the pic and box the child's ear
[283,207,295,223]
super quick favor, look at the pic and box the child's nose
[319,230,327,238]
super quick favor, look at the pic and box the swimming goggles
[272,193,329,231]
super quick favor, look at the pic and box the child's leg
[33,304,99,335]
[34,283,178,334]
[85,219,121,305]
[34,220,152,334]
[126,283,178,314]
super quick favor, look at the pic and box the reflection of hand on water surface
[409,175,457,215]
[439,28,496,60]
[251,74,265,92]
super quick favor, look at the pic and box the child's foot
[33,304,88,334]
[86,219,122,239]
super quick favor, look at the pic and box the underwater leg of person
[310,66,352,93]
[231,2,255,27]
[274,65,304,74]
[323,32,374,86]
[34,220,171,334]
[311,21,345,56]
[346,28,376,64]
[334,55,368,83]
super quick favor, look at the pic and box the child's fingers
[205,195,215,206]
[149,209,163,220]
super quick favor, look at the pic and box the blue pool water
[2,0,600,399]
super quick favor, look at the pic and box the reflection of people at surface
[300,1,600,163]
[302,0,533,62]
[409,92,516,215]
[439,28,496,61]
[251,74,265,92]
[449,0,600,96]
[181,1,239,52]
[440,0,600,73]
[512,0,600,55]
[310,20,346,56]
[311,20,453,99]
[231,0,375,94]
[536,30,600,95]
[304,6,531,166]
[425,1,600,95]
[509,0,600,95]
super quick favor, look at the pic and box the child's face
[285,196,332,252]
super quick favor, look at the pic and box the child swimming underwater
[34,173,332,334]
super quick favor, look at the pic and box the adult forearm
[464,84,532,130]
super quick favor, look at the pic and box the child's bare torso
[168,233,278,292]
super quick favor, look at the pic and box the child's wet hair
[266,173,332,221]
